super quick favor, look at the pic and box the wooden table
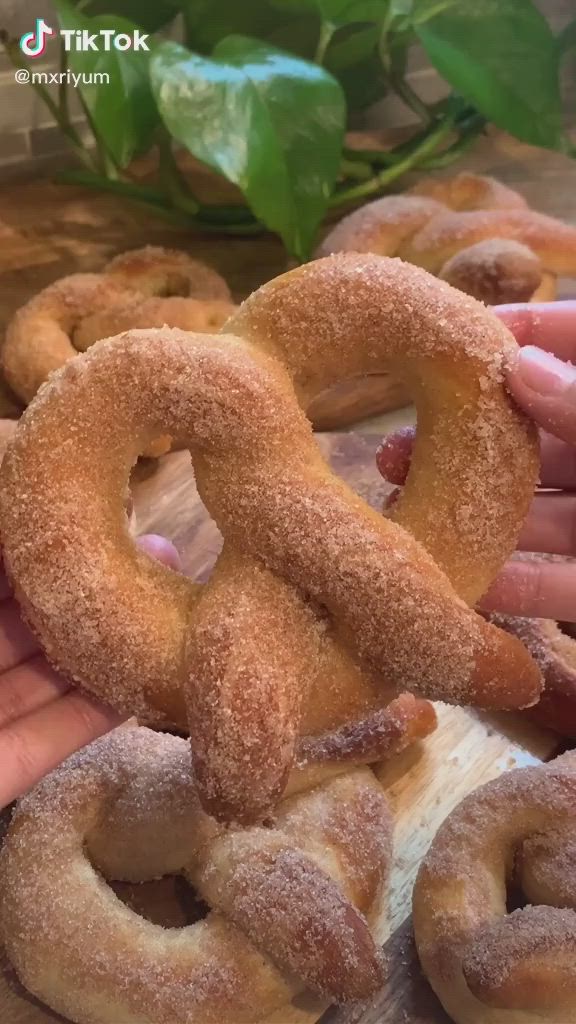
[0,132,575,1023]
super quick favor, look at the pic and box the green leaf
[417,0,563,149]
[54,0,158,166]
[314,0,387,24]
[558,19,576,57]
[150,37,345,259]
[182,0,292,52]
[326,26,388,108]
[79,0,176,32]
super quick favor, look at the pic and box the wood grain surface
[0,432,564,1024]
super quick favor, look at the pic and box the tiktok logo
[20,18,55,58]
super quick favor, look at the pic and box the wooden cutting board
[0,432,564,1024]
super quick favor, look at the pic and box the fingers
[506,346,576,446]
[496,300,576,360]
[0,599,39,673]
[0,654,70,729]
[376,427,414,485]
[517,493,576,556]
[539,432,576,489]
[136,533,182,572]
[0,691,124,809]
[479,558,576,622]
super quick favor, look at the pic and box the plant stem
[329,117,455,207]
[420,116,486,169]
[0,32,97,169]
[340,157,373,180]
[391,74,433,124]
[314,21,336,65]
[58,41,70,125]
[158,134,200,215]
[59,169,262,232]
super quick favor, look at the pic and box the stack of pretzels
[317,172,576,305]
[0,251,565,1024]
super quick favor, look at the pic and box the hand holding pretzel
[0,534,180,810]
[0,255,543,823]
[377,301,576,622]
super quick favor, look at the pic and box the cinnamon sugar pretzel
[491,614,576,738]
[0,725,398,1024]
[2,245,234,405]
[414,752,576,1023]
[0,255,542,823]
[317,173,568,304]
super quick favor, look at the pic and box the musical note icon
[20,19,55,59]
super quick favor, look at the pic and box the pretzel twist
[490,614,576,737]
[316,173,569,304]
[0,255,542,823]
[2,245,234,404]
[413,752,576,1024]
[0,726,395,1024]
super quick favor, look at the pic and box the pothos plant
[2,0,575,260]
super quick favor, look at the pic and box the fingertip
[376,426,414,484]
[136,534,182,572]
[479,558,576,623]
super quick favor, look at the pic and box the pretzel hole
[109,875,210,928]
[154,271,192,298]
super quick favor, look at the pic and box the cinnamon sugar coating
[316,173,568,305]
[413,752,576,1023]
[0,255,541,822]
[2,245,233,404]
[490,614,576,737]
[439,240,542,305]
[0,726,392,1023]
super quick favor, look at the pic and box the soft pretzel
[0,255,542,823]
[316,173,568,304]
[438,239,546,305]
[413,752,576,1024]
[2,245,234,404]
[0,725,394,1024]
[490,613,576,737]
[403,207,576,278]
[409,172,528,211]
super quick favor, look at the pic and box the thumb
[136,534,182,572]
[507,346,576,445]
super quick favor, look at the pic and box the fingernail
[516,346,576,397]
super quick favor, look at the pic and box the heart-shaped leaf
[150,37,345,258]
[54,0,157,166]
[417,0,563,149]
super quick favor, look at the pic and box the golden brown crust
[413,752,576,1024]
[105,245,232,302]
[409,172,528,211]
[403,208,576,276]
[0,726,392,1023]
[0,255,541,822]
[2,246,232,404]
[439,240,543,305]
[489,615,576,737]
[315,173,566,304]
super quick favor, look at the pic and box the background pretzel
[316,172,568,304]
[413,752,576,1024]
[1,725,396,1024]
[1,245,234,405]
[0,255,542,823]
[490,613,576,737]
